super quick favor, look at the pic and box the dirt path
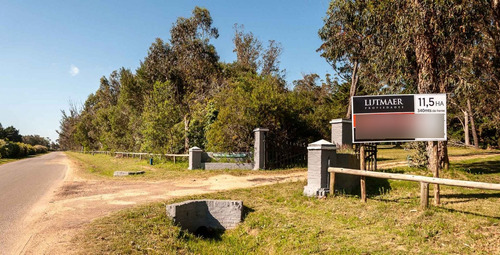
[20,155,306,254]
[378,153,500,169]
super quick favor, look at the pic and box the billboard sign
[352,94,447,143]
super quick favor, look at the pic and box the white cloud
[69,64,80,76]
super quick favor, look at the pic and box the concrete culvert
[166,200,243,235]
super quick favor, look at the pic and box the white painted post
[188,147,203,170]
[303,140,337,197]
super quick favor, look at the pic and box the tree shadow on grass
[335,177,392,197]
[440,192,500,204]
[435,206,500,220]
[366,177,392,197]
[453,158,500,174]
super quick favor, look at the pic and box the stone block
[166,200,243,232]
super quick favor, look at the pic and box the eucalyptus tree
[166,7,221,152]
[318,0,377,118]
[233,24,262,72]
[319,0,498,203]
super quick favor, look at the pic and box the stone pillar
[188,147,203,170]
[303,140,337,197]
[253,128,269,170]
[330,118,352,147]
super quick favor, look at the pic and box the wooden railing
[328,167,500,208]
[82,151,188,163]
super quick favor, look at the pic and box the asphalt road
[0,152,67,254]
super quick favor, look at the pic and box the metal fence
[265,140,308,169]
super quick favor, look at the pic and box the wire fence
[81,150,188,163]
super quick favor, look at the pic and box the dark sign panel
[352,95,414,114]
[352,94,447,143]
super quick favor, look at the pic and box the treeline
[58,7,346,153]
[59,3,499,156]
[0,123,51,158]
[317,0,500,152]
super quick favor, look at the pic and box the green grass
[377,145,500,163]
[76,156,500,254]
[0,152,49,166]
[66,152,304,180]
[0,158,17,166]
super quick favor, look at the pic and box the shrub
[0,139,6,158]
[5,142,21,158]
[404,142,428,167]
[34,145,48,154]
[0,141,47,158]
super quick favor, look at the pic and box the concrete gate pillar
[188,146,203,170]
[253,128,269,170]
[303,140,337,197]
[330,118,352,147]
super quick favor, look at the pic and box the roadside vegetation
[76,154,500,254]
[0,158,17,166]
[65,151,303,180]
[0,123,54,162]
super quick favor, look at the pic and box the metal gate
[355,143,377,170]
[265,138,308,169]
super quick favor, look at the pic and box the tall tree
[3,126,22,142]
[233,24,262,72]
[57,103,80,150]
[167,6,220,152]
[260,40,283,77]
[318,0,374,118]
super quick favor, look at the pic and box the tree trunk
[184,114,190,153]
[427,141,440,204]
[345,60,359,119]
[438,141,449,170]
[462,109,470,146]
[467,98,479,149]
[413,0,440,204]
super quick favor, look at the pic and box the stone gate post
[303,140,337,197]
[253,128,269,170]
[188,146,203,170]
[330,118,352,147]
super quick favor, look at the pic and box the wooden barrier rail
[82,151,188,163]
[328,167,500,208]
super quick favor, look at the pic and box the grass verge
[76,181,499,254]
[0,152,50,166]
[76,155,500,254]
[65,151,304,180]
[377,145,500,163]
[0,158,18,166]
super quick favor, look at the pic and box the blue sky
[0,0,333,142]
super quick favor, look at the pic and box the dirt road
[20,153,306,254]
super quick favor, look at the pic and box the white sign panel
[352,94,447,143]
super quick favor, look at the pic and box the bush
[3,142,21,158]
[0,139,6,158]
[34,145,48,154]
[404,142,428,167]
[0,140,47,158]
